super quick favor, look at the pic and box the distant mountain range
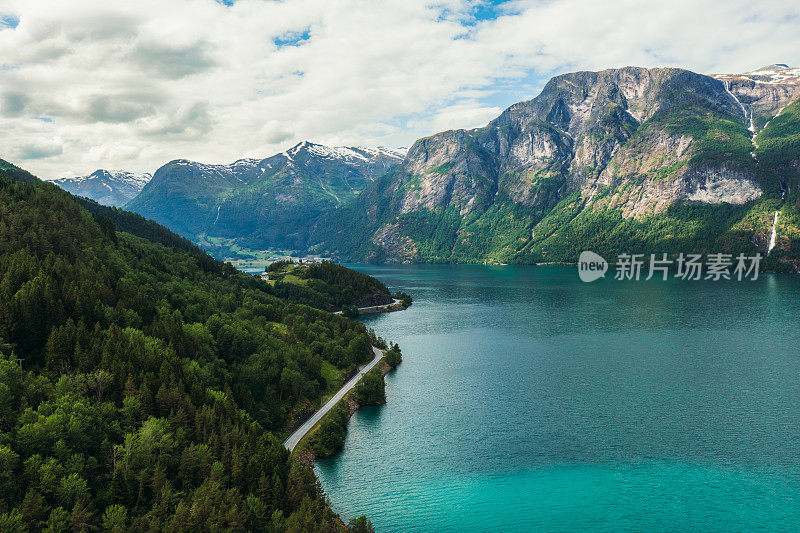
[125,142,406,250]
[51,170,151,207]
[50,65,800,271]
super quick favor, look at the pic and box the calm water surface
[315,265,800,532]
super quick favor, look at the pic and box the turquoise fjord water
[314,265,800,532]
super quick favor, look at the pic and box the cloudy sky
[1,0,798,178]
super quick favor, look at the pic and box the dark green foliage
[308,402,349,458]
[348,515,375,533]
[516,195,763,263]
[368,330,388,351]
[342,306,359,319]
[75,196,223,275]
[92,213,118,244]
[301,261,391,308]
[353,371,385,406]
[384,344,402,368]
[268,260,295,273]
[653,104,756,169]
[0,170,383,530]
[755,100,800,191]
[393,292,412,308]
[0,158,39,183]
[268,261,392,311]
[397,208,463,261]
[428,162,455,175]
[307,364,388,459]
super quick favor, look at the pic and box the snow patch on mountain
[282,141,406,165]
[50,169,152,207]
[714,64,800,85]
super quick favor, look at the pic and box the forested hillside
[267,261,393,311]
[0,161,378,531]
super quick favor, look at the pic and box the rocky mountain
[51,169,151,207]
[125,141,405,250]
[308,66,800,270]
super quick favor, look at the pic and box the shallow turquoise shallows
[314,265,800,532]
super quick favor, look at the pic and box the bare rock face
[390,67,765,223]
[681,165,763,204]
[371,222,419,263]
[400,130,497,216]
[309,65,800,264]
[714,65,800,118]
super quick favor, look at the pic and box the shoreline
[334,298,408,316]
[283,346,386,453]
[349,261,796,275]
[293,356,394,465]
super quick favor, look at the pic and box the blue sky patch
[0,14,19,29]
[274,28,311,48]
[472,0,516,23]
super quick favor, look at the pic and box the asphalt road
[283,346,384,452]
[334,299,403,315]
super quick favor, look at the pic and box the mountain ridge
[124,141,406,250]
[51,169,152,207]
[50,65,800,271]
[307,65,800,270]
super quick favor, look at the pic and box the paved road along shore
[283,346,384,452]
[334,298,404,315]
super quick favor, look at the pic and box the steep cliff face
[714,65,800,122]
[399,68,763,217]
[309,66,800,266]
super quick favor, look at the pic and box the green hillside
[0,161,381,531]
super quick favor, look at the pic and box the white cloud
[0,0,798,178]
[415,101,503,133]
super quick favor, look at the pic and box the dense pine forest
[0,160,379,531]
[266,261,393,311]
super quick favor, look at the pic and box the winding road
[283,346,384,452]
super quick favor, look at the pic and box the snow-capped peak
[53,169,152,187]
[714,64,800,85]
[49,169,153,207]
[280,141,406,164]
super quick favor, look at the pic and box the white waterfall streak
[724,81,758,157]
[768,211,778,253]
